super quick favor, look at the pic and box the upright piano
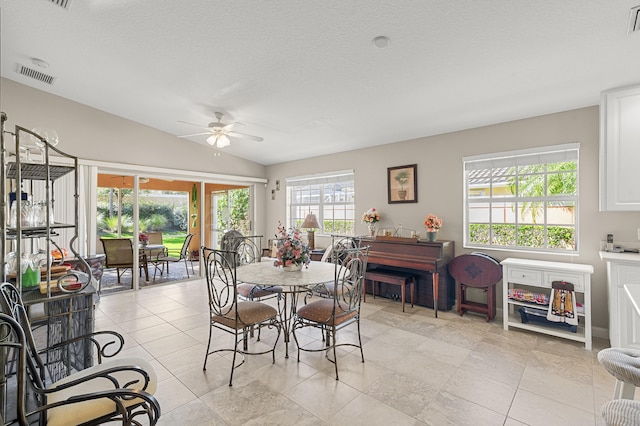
[362,237,455,311]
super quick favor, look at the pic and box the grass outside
[100,232,187,255]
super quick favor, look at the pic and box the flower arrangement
[138,232,149,244]
[424,214,442,232]
[362,208,381,224]
[273,222,310,268]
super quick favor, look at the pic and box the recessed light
[372,36,391,49]
[31,58,49,68]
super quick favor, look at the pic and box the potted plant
[424,214,442,241]
[394,171,410,200]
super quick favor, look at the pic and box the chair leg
[357,319,364,362]
[332,324,339,380]
[203,323,213,371]
[184,259,190,278]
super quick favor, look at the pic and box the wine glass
[30,127,59,162]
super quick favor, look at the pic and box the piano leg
[433,272,439,318]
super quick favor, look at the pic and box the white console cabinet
[600,251,640,349]
[501,258,593,350]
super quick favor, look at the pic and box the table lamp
[301,213,320,250]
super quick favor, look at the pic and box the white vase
[283,263,302,271]
[368,223,377,237]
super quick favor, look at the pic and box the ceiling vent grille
[48,0,72,10]
[629,5,640,33]
[16,63,56,85]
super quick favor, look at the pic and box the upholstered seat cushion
[213,301,278,329]
[46,357,157,426]
[601,399,640,426]
[296,299,357,325]
[237,283,283,299]
[598,348,640,386]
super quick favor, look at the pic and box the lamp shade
[301,213,320,229]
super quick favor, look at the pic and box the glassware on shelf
[31,127,59,163]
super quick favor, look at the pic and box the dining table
[235,260,337,357]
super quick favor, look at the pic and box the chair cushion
[601,399,640,426]
[598,348,640,386]
[237,283,283,300]
[46,357,157,426]
[296,299,358,326]
[212,301,278,329]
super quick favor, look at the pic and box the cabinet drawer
[506,267,542,286]
[544,271,585,292]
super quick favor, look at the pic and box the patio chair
[292,244,369,380]
[0,282,161,425]
[201,246,282,386]
[145,232,165,257]
[152,233,194,280]
[100,238,147,287]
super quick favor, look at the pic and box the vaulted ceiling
[2,0,639,165]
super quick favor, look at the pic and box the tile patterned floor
[95,279,626,425]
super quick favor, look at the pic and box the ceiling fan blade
[178,120,211,131]
[178,132,211,138]
[227,131,263,142]
[222,122,241,131]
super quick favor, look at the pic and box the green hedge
[469,223,575,250]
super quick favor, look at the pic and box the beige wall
[5,76,640,336]
[265,106,640,336]
[0,78,266,178]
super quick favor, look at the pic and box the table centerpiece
[273,222,310,270]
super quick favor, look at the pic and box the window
[286,170,355,235]
[464,144,579,253]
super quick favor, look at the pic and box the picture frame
[388,164,418,204]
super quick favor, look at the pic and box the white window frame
[463,143,580,254]
[286,170,355,236]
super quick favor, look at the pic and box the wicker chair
[0,282,160,425]
[201,246,282,386]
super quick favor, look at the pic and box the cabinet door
[600,84,640,211]
[619,285,640,350]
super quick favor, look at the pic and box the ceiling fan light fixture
[206,135,217,145]
[217,135,231,148]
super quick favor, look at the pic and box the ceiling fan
[178,112,263,148]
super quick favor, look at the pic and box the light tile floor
[95,279,625,425]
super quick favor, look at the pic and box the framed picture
[388,164,418,204]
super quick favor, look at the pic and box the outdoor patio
[99,260,200,295]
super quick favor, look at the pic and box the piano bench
[364,269,416,312]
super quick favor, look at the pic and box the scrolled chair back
[202,246,239,318]
[321,235,363,264]
[234,236,262,266]
[332,245,369,311]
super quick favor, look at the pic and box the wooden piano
[362,236,455,313]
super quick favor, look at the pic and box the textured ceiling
[1,0,639,166]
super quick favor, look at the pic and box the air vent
[16,64,56,85]
[629,5,640,33]
[48,0,73,10]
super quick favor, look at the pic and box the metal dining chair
[292,244,369,380]
[201,246,282,386]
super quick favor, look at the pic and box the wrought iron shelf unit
[1,112,91,296]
